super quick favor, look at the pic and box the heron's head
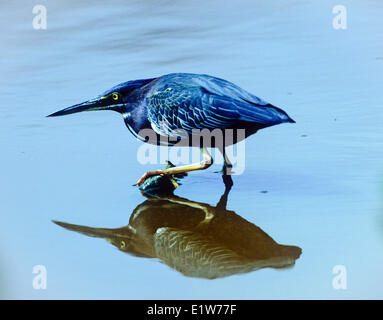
[47,78,155,118]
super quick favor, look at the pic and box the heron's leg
[217,146,234,188]
[213,147,228,174]
[222,151,233,173]
[136,148,213,186]
[216,146,233,174]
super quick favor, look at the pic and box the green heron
[48,73,295,186]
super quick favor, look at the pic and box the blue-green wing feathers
[146,73,293,138]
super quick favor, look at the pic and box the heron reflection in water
[54,188,301,279]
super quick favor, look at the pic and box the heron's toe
[136,172,151,186]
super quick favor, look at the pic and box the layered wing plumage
[145,73,292,138]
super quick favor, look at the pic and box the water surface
[1,0,383,299]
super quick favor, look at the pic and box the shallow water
[1,0,383,299]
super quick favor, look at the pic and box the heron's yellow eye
[112,93,119,100]
[120,240,126,248]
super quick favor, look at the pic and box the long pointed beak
[47,98,108,117]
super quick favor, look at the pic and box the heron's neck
[122,103,150,140]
